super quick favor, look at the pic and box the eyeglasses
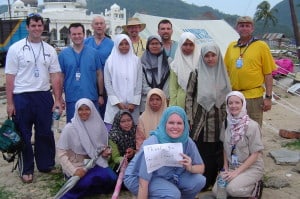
[28,13,41,18]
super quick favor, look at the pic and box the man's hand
[262,98,272,112]
[7,104,15,117]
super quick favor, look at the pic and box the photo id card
[75,72,81,81]
[236,58,243,68]
[34,69,39,77]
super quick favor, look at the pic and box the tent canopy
[133,13,239,55]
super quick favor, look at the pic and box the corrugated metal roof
[133,13,239,56]
[263,33,286,40]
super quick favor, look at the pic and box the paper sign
[143,143,183,173]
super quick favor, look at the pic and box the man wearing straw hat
[122,17,147,57]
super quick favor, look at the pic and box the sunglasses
[27,13,42,18]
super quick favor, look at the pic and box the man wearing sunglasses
[5,13,63,183]
[224,16,276,127]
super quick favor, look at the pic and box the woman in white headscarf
[169,32,200,108]
[185,42,231,190]
[212,91,264,198]
[104,34,142,130]
[57,98,117,198]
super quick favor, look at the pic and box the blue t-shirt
[84,36,113,66]
[125,136,203,181]
[59,46,101,102]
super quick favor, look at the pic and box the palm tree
[288,0,300,59]
[254,1,278,28]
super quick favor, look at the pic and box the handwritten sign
[143,143,183,173]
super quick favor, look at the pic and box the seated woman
[124,106,206,199]
[109,110,136,171]
[135,88,167,151]
[212,91,264,198]
[56,98,117,199]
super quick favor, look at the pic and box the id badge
[231,154,239,167]
[236,58,243,68]
[34,69,39,77]
[75,72,81,81]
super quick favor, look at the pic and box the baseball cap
[236,16,254,25]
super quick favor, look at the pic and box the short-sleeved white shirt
[5,38,61,93]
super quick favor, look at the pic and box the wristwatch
[265,94,272,99]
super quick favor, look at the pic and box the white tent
[133,13,239,55]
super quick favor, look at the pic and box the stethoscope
[22,37,47,77]
[22,37,46,62]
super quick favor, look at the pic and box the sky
[1,0,283,17]
[184,0,284,16]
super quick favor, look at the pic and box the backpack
[0,117,22,164]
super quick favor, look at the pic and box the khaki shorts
[246,97,263,127]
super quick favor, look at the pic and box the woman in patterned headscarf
[140,35,170,112]
[185,42,232,190]
[57,98,117,198]
[109,110,136,171]
[212,91,264,198]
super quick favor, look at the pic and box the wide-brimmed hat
[236,16,254,25]
[122,18,146,32]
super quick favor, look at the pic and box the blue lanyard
[72,47,85,72]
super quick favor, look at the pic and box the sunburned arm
[137,178,149,199]
[6,74,15,116]
[223,151,261,182]
[180,153,205,174]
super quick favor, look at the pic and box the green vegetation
[0,186,14,199]
[283,139,300,150]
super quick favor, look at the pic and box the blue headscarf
[150,106,189,144]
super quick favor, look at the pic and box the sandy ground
[0,68,299,199]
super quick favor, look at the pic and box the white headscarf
[105,34,139,103]
[226,91,250,145]
[170,32,200,91]
[57,98,109,167]
[197,42,232,111]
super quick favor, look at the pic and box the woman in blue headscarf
[124,106,206,199]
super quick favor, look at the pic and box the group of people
[5,11,275,198]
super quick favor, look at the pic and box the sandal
[21,174,33,183]
[279,129,300,139]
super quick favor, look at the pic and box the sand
[0,68,299,199]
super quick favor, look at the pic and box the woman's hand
[125,148,135,159]
[74,167,86,178]
[127,104,135,112]
[101,146,112,159]
[117,103,127,110]
[179,153,192,172]
[222,170,239,182]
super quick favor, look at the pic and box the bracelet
[99,94,104,97]
[189,165,193,173]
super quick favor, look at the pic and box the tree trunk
[289,0,300,59]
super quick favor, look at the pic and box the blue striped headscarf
[150,106,189,144]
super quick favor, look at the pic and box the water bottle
[52,106,60,133]
[4,129,20,143]
[216,169,227,199]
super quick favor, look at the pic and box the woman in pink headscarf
[212,91,264,198]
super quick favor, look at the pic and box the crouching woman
[124,106,206,199]
[56,98,117,198]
